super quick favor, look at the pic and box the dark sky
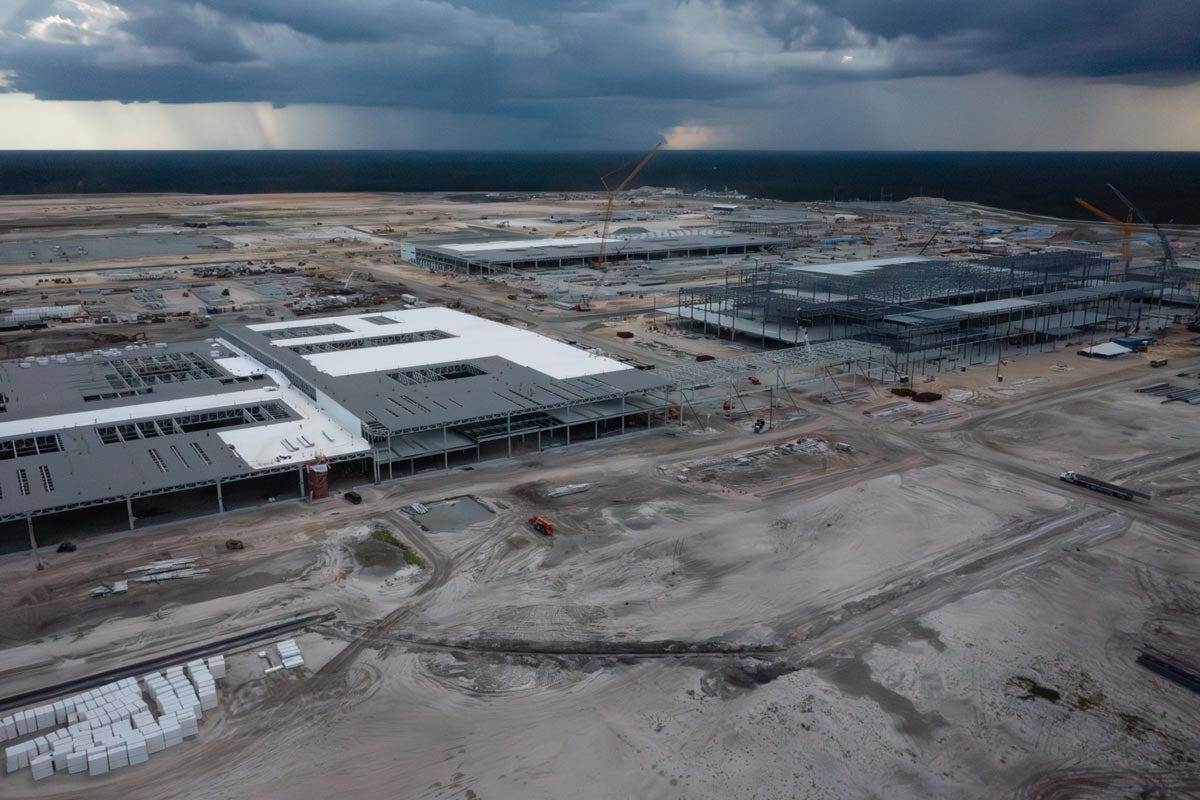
[1,0,1198,148]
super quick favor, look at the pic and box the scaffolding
[667,252,1161,378]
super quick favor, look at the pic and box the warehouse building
[406,229,789,274]
[0,308,674,543]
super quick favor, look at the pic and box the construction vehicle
[528,515,555,536]
[1058,471,1149,502]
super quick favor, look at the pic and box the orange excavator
[528,515,555,536]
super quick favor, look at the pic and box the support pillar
[128,496,138,529]
[620,397,626,434]
[27,515,43,571]
[443,426,449,470]
[216,482,224,514]
[298,467,306,499]
[507,415,512,458]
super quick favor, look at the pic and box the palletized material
[3,653,228,782]
[86,748,108,776]
[126,735,148,765]
[30,753,54,780]
[66,750,88,774]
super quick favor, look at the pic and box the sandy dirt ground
[1,341,1198,799]
[1,194,1199,799]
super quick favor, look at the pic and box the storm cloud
[0,0,1197,148]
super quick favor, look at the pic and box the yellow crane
[1074,196,1134,269]
[595,142,663,269]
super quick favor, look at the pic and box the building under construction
[404,230,788,275]
[0,308,676,544]
[663,252,1161,378]
[0,305,902,545]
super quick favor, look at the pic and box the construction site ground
[2,193,1199,798]
[2,341,1199,799]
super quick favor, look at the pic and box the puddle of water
[417,495,494,532]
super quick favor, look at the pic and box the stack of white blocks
[276,640,305,670]
[2,654,226,782]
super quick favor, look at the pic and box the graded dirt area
[2,192,1199,797]
[2,340,1198,799]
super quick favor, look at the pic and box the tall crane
[1106,185,1180,285]
[1073,196,1134,270]
[595,142,663,269]
[1107,184,1197,321]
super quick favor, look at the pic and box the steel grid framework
[667,252,1157,377]
[657,340,892,390]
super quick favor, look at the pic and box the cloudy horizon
[1,0,1198,150]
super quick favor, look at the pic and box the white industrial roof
[787,256,931,277]
[438,236,612,253]
[0,377,367,468]
[0,387,280,439]
[1079,342,1133,357]
[249,308,630,380]
[953,297,1039,315]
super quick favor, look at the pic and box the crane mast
[595,142,663,269]
[1106,184,1197,321]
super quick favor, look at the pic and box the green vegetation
[367,527,426,569]
[1119,712,1156,739]
[352,538,399,568]
[371,528,402,547]
[1008,675,1061,703]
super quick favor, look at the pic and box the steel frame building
[664,252,1160,377]
[0,308,680,543]
[407,230,789,275]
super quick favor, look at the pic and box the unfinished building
[406,229,788,275]
[0,309,676,543]
[663,252,1160,377]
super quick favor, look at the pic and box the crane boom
[1073,196,1127,227]
[1074,196,1133,268]
[1107,185,1196,319]
[1107,184,1179,279]
[595,142,663,269]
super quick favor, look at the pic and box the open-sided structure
[0,309,676,540]
[663,252,1158,377]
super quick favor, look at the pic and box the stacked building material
[276,639,305,670]
[821,389,870,404]
[3,655,228,782]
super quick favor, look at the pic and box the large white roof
[249,308,629,380]
[0,387,279,439]
[788,256,931,277]
[438,236,612,253]
[1079,342,1133,357]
